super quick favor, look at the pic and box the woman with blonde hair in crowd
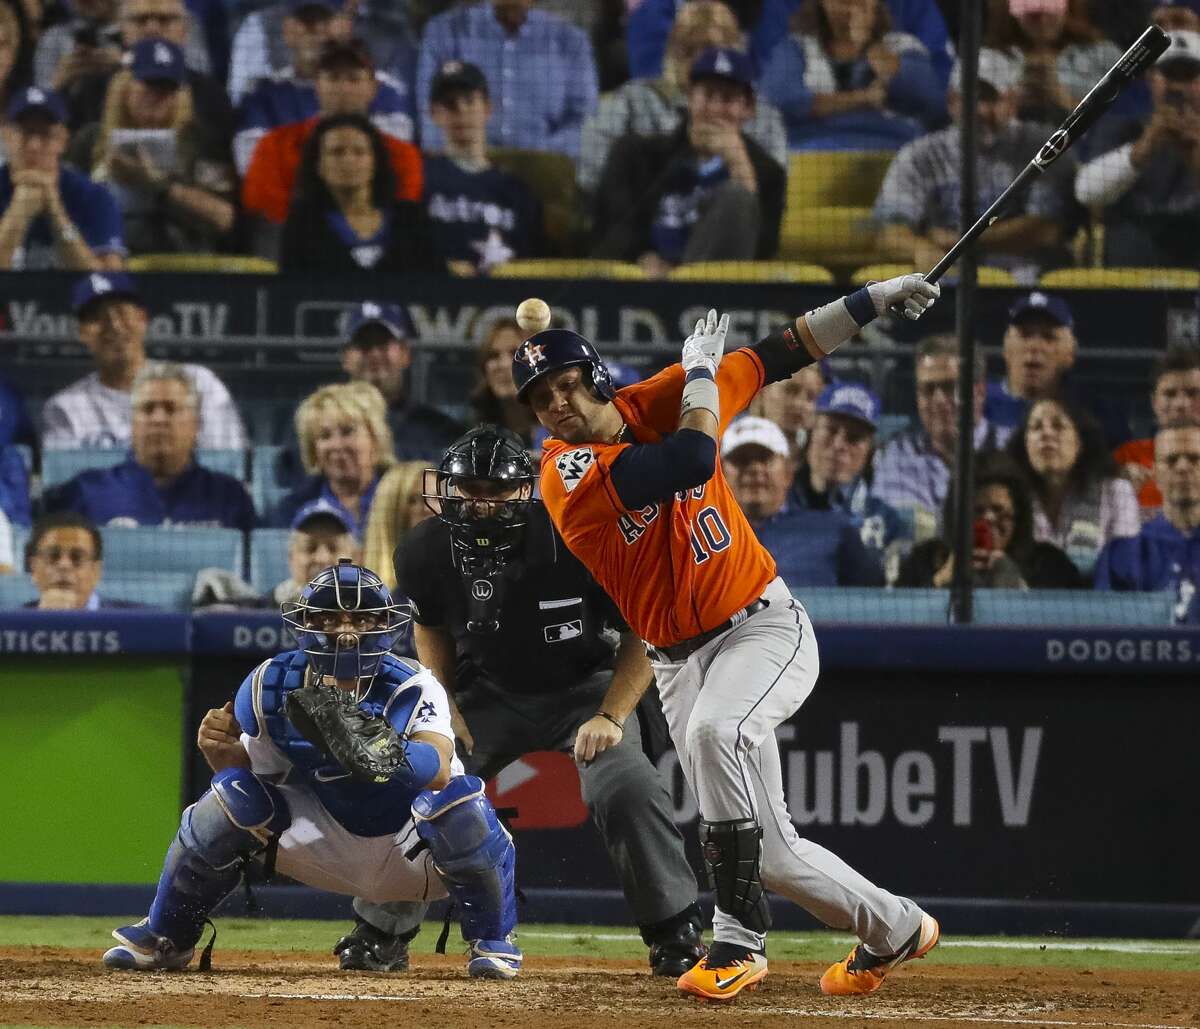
[274,380,397,534]
[578,0,787,194]
[361,459,434,591]
[68,36,235,254]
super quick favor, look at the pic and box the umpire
[337,425,703,976]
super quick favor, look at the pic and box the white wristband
[681,370,719,420]
[804,297,860,355]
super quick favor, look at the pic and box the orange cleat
[819,913,940,996]
[677,942,768,1003]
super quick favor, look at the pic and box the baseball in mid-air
[515,297,552,335]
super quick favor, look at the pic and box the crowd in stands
[0,0,1197,277]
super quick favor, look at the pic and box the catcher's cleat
[677,941,767,1002]
[334,919,418,972]
[102,918,194,971]
[467,936,522,979]
[819,913,940,996]
[649,919,707,978]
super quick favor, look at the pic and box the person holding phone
[896,454,1083,589]
[33,0,123,102]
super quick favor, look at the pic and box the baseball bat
[893,24,1171,306]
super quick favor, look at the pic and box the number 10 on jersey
[689,506,732,564]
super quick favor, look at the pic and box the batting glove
[681,308,730,377]
[867,274,941,321]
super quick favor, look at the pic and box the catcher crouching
[102,558,522,979]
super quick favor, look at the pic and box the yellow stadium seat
[850,263,1017,286]
[126,254,278,274]
[788,151,894,207]
[1038,268,1200,290]
[779,206,877,268]
[489,147,581,256]
[490,259,646,279]
[668,261,835,284]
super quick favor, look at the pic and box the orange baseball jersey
[540,349,776,648]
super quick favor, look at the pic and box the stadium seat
[11,524,29,564]
[489,148,580,256]
[252,445,289,518]
[877,413,911,439]
[42,449,246,489]
[850,263,1017,286]
[99,526,244,578]
[250,528,291,594]
[667,261,835,284]
[794,587,950,625]
[101,572,195,610]
[0,574,37,608]
[126,254,279,274]
[973,590,1176,627]
[779,206,876,271]
[1037,268,1200,290]
[490,259,646,279]
[788,151,894,207]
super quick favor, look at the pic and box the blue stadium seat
[793,587,950,625]
[99,526,244,578]
[973,590,1175,627]
[101,572,195,610]
[877,414,911,441]
[42,449,124,488]
[42,448,246,489]
[252,445,289,519]
[0,574,37,608]
[11,524,29,566]
[250,528,291,594]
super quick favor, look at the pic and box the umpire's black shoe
[334,919,419,972]
[648,919,708,978]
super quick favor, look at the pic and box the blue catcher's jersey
[234,650,456,837]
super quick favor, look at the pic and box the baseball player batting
[512,272,941,1002]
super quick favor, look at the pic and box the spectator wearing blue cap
[340,302,464,460]
[42,273,246,451]
[66,37,236,256]
[275,498,362,604]
[416,0,598,159]
[43,362,257,531]
[579,1,788,197]
[759,0,946,152]
[422,60,544,273]
[234,2,415,176]
[593,47,786,276]
[1096,424,1200,624]
[723,415,885,587]
[0,86,124,270]
[792,382,908,556]
[986,292,1131,447]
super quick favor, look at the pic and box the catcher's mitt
[285,682,412,784]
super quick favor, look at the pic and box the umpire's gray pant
[355,669,697,936]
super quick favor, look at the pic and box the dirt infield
[1,947,1197,1029]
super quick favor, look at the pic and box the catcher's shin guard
[148,768,290,948]
[699,818,771,935]
[412,775,522,978]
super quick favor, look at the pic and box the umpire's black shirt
[393,503,623,695]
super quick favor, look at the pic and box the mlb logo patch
[545,620,583,643]
[555,447,594,493]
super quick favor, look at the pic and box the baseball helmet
[512,329,615,403]
[423,425,536,556]
[281,558,409,700]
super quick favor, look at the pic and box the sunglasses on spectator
[34,547,98,567]
[125,12,183,25]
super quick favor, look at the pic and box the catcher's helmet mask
[281,558,410,701]
[511,329,616,405]
[424,425,536,559]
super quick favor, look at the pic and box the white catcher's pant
[272,785,448,904]
[651,576,923,955]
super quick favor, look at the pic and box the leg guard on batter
[412,775,522,979]
[700,818,771,935]
[148,768,291,949]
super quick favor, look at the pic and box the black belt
[648,598,770,663]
